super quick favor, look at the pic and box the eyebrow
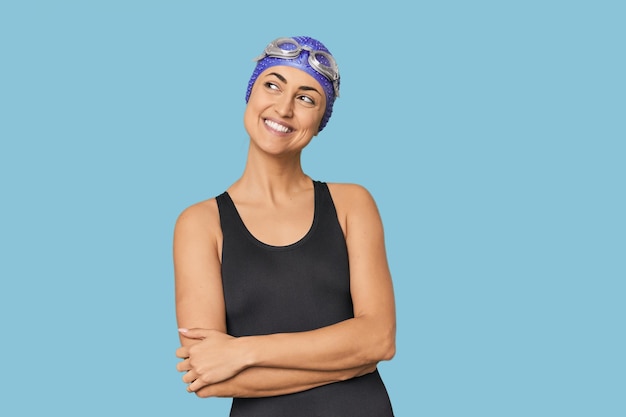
[267,72,322,95]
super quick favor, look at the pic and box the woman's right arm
[174,199,377,397]
[174,200,227,342]
[193,365,377,398]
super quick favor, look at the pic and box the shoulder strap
[215,192,239,236]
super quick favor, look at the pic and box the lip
[263,117,295,135]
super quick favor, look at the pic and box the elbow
[356,316,396,363]
[379,335,396,361]
[360,335,395,365]
[369,325,396,362]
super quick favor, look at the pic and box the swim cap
[245,36,340,132]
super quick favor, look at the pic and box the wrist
[237,336,260,369]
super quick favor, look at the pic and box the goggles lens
[254,37,340,97]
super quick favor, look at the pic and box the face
[243,65,327,156]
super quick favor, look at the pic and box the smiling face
[243,65,327,157]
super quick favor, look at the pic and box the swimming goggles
[254,37,340,97]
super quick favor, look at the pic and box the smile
[264,119,293,134]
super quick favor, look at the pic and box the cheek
[243,104,258,135]
[244,90,267,122]
[307,108,325,132]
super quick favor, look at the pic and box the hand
[176,328,249,393]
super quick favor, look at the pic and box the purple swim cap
[245,36,340,132]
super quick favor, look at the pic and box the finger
[187,380,196,393]
[175,346,189,358]
[187,378,204,393]
[179,328,209,340]
[182,370,197,384]
[176,358,191,372]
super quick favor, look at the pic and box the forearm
[195,363,377,398]
[239,315,395,373]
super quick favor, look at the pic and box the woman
[174,36,396,416]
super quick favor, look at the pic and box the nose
[274,94,294,118]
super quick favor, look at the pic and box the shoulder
[325,182,382,231]
[176,197,220,226]
[326,182,378,210]
[174,197,222,244]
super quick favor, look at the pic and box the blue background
[1,1,624,416]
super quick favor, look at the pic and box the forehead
[256,65,324,93]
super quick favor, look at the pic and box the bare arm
[180,185,396,392]
[194,364,377,398]
[174,201,227,342]
[177,329,377,398]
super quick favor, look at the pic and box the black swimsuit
[216,180,394,417]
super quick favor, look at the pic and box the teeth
[265,119,291,133]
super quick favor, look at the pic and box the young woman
[174,36,396,416]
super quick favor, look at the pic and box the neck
[230,144,311,200]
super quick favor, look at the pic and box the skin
[174,65,396,398]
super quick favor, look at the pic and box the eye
[298,95,316,105]
[264,82,280,91]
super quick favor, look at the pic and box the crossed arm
[173,184,396,398]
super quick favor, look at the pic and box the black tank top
[216,180,394,417]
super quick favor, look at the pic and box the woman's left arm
[180,184,396,393]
